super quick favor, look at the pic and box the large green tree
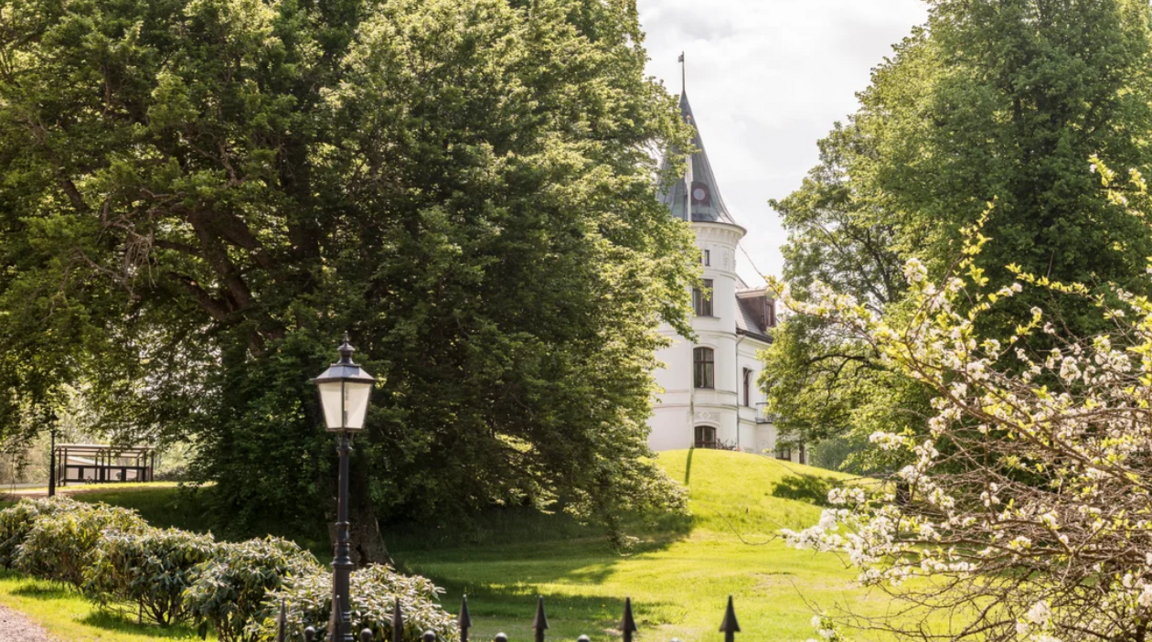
[0,0,697,555]
[764,0,1152,458]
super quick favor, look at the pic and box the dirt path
[0,604,55,642]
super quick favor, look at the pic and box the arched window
[693,347,714,389]
[694,426,717,449]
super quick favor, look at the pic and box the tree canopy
[785,164,1152,640]
[0,0,697,551]
[764,0,1152,461]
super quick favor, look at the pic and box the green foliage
[183,537,323,642]
[0,497,85,568]
[0,0,696,547]
[765,0,1152,452]
[256,565,456,642]
[14,502,148,588]
[83,527,217,626]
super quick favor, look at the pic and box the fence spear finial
[392,599,404,642]
[718,595,740,642]
[620,597,637,642]
[459,595,473,642]
[532,596,549,642]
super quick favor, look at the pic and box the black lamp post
[312,333,376,642]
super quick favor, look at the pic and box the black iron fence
[276,595,742,642]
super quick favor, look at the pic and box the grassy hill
[386,449,890,642]
[0,449,896,642]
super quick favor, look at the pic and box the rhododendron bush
[781,162,1152,642]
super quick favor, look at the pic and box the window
[694,426,717,449]
[798,444,807,465]
[692,279,714,316]
[703,249,711,266]
[693,347,715,389]
[776,446,791,461]
[742,368,753,407]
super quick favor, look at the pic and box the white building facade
[647,91,804,463]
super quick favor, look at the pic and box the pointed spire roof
[658,91,739,226]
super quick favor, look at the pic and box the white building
[647,91,805,464]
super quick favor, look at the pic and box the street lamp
[313,332,375,642]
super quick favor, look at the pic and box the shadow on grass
[427,578,678,636]
[79,609,203,639]
[9,582,71,600]
[770,474,842,506]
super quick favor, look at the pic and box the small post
[459,595,472,642]
[423,631,436,642]
[392,599,404,642]
[532,597,548,642]
[277,600,287,642]
[620,598,637,642]
[47,415,57,498]
[305,627,317,642]
[361,630,373,642]
[577,637,590,642]
[718,596,740,642]
[494,635,508,642]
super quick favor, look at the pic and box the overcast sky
[638,0,928,285]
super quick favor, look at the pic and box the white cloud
[639,0,927,285]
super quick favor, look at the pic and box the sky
[638,0,928,286]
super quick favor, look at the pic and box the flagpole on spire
[678,52,685,94]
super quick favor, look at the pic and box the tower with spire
[647,75,798,461]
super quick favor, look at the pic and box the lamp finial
[338,332,355,364]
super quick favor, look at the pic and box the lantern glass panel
[317,380,345,430]
[343,381,373,430]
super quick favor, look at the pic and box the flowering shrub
[778,164,1152,642]
[183,537,323,642]
[0,497,86,568]
[14,502,148,587]
[83,527,217,625]
[253,564,456,642]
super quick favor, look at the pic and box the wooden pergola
[51,444,156,487]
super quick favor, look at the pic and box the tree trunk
[346,443,390,567]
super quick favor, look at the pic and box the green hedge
[256,564,457,642]
[0,497,85,568]
[84,527,217,625]
[15,502,148,587]
[182,537,323,642]
[0,498,455,641]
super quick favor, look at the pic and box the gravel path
[0,604,55,642]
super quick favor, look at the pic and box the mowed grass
[0,450,905,642]
[389,450,899,642]
[0,570,210,641]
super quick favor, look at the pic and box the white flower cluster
[775,248,1152,641]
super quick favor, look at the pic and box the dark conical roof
[657,92,739,226]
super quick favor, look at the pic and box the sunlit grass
[391,450,901,642]
[0,570,211,641]
[0,451,917,642]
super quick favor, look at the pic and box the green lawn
[0,570,209,641]
[0,449,900,642]
[388,450,895,642]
